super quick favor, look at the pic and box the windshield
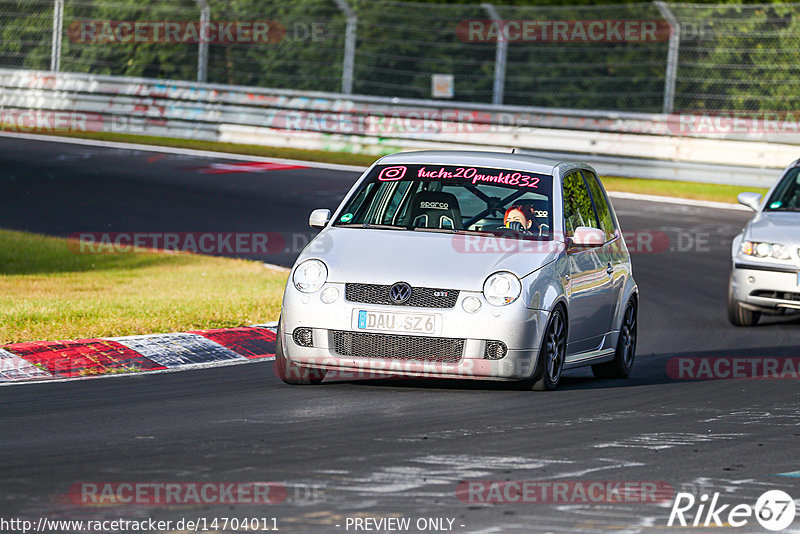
[334,163,554,240]
[765,167,800,211]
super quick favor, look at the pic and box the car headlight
[293,259,328,293]
[483,271,521,306]
[741,241,791,260]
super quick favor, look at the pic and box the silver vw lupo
[277,151,638,390]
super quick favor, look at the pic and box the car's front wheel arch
[523,302,569,391]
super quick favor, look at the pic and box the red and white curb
[0,324,277,385]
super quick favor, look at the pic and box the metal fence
[2,0,800,114]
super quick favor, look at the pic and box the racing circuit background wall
[3,0,800,114]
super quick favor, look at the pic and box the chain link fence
[1,0,799,113]
[670,2,800,112]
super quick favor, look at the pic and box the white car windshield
[335,164,554,240]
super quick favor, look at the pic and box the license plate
[353,310,439,335]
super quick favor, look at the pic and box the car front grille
[332,331,464,363]
[345,283,459,308]
[750,290,800,302]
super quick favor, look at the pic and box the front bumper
[731,261,800,311]
[281,282,549,381]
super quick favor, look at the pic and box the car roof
[376,150,568,175]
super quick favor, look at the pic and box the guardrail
[0,68,796,187]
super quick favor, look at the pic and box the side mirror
[309,209,331,229]
[737,192,762,212]
[568,226,605,249]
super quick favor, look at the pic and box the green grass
[601,176,768,204]
[31,129,767,204]
[0,229,287,344]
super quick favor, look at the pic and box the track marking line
[0,131,367,172]
[196,161,307,174]
[607,191,748,211]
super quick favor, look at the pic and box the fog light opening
[462,296,482,313]
[484,340,508,360]
[321,286,339,304]
[293,327,314,347]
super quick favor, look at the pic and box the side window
[582,171,616,241]
[562,171,598,236]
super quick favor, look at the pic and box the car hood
[745,212,800,247]
[299,227,561,291]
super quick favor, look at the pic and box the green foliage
[671,3,800,111]
[60,0,200,78]
[2,0,800,111]
[0,0,53,69]
[562,170,596,233]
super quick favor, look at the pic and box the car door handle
[606,263,614,275]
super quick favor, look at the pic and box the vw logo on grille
[389,282,412,304]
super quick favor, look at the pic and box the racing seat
[406,191,463,230]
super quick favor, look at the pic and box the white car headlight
[483,271,521,306]
[293,259,328,293]
[741,241,791,261]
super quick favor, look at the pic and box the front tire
[727,276,760,326]
[592,299,637,379]
[274,320,326,385]
[527,307,567,391]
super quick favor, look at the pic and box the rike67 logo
[668,490,796,531]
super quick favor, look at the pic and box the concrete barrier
[1,68,795,187]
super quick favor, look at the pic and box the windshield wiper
[412,227,493,236]
[337,223,408,230]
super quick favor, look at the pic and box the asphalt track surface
[1,136,799,533]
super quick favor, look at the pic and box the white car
[276,151,638,390]
[729,159,800,326]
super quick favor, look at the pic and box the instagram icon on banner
[377,166,407,181]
